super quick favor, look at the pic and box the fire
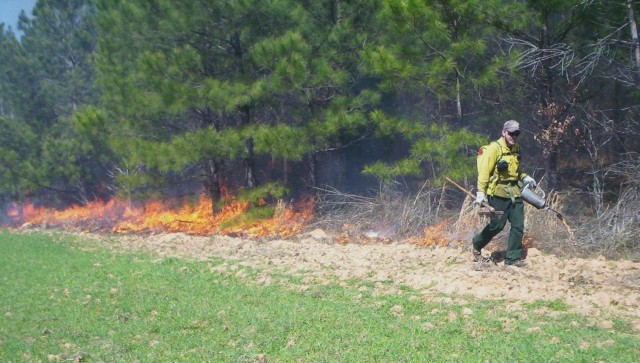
[4,193,315,238]
[219,198,315,238]
[413,220,450,247]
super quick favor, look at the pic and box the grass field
[0,230,638,362]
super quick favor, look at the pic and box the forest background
[0,0,638,253]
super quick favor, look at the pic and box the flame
[413,220,450,247]
[4,193,314,238]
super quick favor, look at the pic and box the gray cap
[503,120,520,132]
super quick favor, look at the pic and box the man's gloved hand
[523,175,537,189]
[475,191,487,206]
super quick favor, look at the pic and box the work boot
[473,247,491,263]
[505,260,527,268]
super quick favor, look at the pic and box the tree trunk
[244,137,256,188]
[240,106,257,188]
[195,107,224,213]
[539,15,560,190]
[204,159,222,213]
[283,158,288,185]
[230,29,256,189]
[309,152,318,188]
[330,0,340,24]
[456,73,463,126]
[231,30,244,73]
[546,147,559,191]
[628,0,640,71]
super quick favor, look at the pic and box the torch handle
[444,177,497,213]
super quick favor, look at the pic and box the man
[472,120,537,267]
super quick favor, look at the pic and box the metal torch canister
[521,184,546,209]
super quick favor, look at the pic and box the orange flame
[5,194,314,238]
[413,220,450,247]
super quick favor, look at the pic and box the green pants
[472,196,524,263]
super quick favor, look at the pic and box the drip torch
[444,177,573,237]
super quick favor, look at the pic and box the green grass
[1,230,638,362]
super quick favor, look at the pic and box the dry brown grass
[574,185,640,256]
[310,166,639,259]
[569,157,640,258]
[524,190,579,256]
[312,182,443,241]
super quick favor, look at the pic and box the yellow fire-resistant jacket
[476,137,529,199]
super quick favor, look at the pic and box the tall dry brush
[312,181,442,239]
[575,156,640,256]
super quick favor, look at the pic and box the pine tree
[0,1,103,205]
[95,0,311,210]
[361,0,512,182]
[95,0,381,210]
[280,0,380,187]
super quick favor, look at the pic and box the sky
[0,0,37,33]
